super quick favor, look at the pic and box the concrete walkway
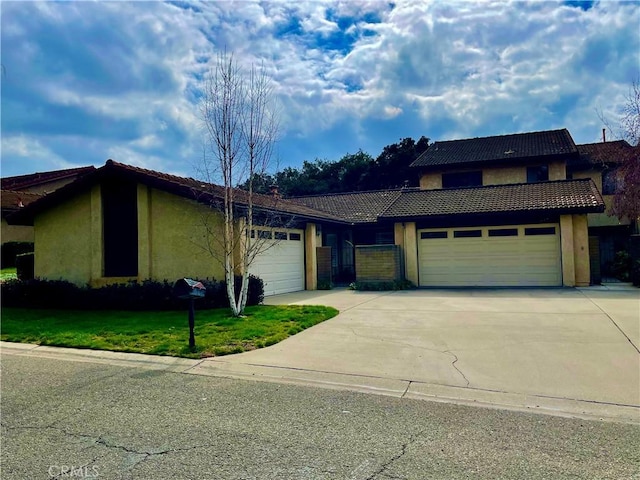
[2,287,638,423]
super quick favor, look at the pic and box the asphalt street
[1,355,639,480]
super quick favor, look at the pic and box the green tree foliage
[240,136,430,196]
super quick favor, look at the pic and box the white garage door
[418,224,562,287]
[250,228,305,296]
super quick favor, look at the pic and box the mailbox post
[173,278,206,352]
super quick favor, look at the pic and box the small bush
[611,251,632,282]
[350,279,415,291]
[15,253,34,281]
[0,274,265,310]
[1,242,34,269]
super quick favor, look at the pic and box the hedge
[0,275,264,310]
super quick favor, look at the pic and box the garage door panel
[250,229,305,296]
[418,224,562,287]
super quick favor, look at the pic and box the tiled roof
[411,129,578,168]
[1,166,95,191]
[574,140,633,167]
[291,190,405,223]
[1,190,43,217]
[380,179,604,219]
[8,160,346,226]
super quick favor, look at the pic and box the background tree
[200,53,280,316]
[239,136,430,196]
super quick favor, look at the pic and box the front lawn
[0,305,338,358]
[0,268,17,282]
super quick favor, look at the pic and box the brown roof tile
[1,166,95,191]
[1,190,43,217]
[291,190,404,223]
[380,179,604,219]
[411,129,578,169]
[8,160,346,226]
[574,140,633,167]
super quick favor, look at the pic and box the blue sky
[1,1,639,179]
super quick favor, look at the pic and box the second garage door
[249,228,305,296]
[418,224,562,287]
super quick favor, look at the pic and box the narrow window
[527,165,549,183]
[525,227,556,236]
[421,231,448,239]
[488,228,518,237]
[602,169,619,195]
[289,233,301,241]
[453,230,482,238]
[258,230,272,239]
[274,232,288,240]
[102,179,138,277]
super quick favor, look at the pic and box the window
[602,169,619,195]
[527,165,549,183]
[488,228,518,237]
[274,232,288,240]
[454,230,482,238]
[421,231,448,239]
[442,171,483,188]
[257,230,272,239]
[102,180,138,277]
[289,233,301,241]
[525,227,556,236]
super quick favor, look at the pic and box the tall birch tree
[200,52,280,316]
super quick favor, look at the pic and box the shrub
[611,251,632,282]
[1,242,34,269]
[0,275,265,310]
[15,253,34,281]
[350,280,415,291]
[317,280,333,290]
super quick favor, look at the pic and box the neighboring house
[1,166,95,245]
[8,129,606,294]
[570,140,635,283]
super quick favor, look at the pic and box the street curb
[2,341,638,425]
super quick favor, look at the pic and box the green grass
[0,305,338,358]
[0,268,17,282]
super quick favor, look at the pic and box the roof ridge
[430,128,570,145]
[290,187,413,199]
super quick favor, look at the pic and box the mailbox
[173,278,206,352]
[174,278,206,300]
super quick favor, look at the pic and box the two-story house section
[570,140,634,283]
[408,129,601,287]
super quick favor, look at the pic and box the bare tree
[598,79,640,225]
[199,52,281,316]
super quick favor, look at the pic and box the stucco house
[9,129,611,294]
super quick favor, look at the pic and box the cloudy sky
[1,1,639,179]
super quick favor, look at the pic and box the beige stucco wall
[1,219,34,243]
[146,187,225,282]
[560,215,576,287]
[572,214,590,287]
[420,160,567,190]
[35,189,94,285]
[572,169,630,227]
[419,173,442,190]
[305,223,318,290]
[394,222,418,285]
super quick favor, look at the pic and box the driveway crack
[444,350,470,387]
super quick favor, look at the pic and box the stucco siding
[572,169,630,227]
[483,166,526,185]
[1,220,34,243]
[419,173,441,190]
[548,161,566,181]
[35,190,93,285]
[572,214,590,286]
[148,188,225,282]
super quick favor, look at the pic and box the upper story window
[602,169,619,195]
[442,171,483,188]
[526,165,549,183]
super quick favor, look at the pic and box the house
[1,166,95,245]
[570,140,635,282]
[8,129,607,294]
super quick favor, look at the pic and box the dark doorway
[102,179,138,277]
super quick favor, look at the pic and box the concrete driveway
[194,286,640,422]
